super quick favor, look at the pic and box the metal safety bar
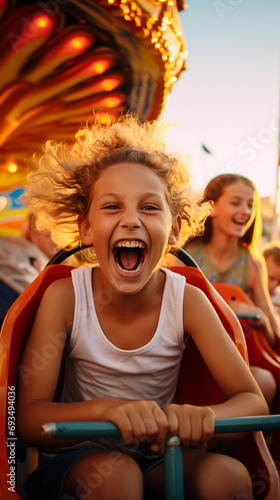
[42,416,280,500]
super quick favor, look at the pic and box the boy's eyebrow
[98,192,165,200]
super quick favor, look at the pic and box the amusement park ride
[1,4,280,499]
[0,0,187,233]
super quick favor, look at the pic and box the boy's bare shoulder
[27,277,75,346]
[46,276,74,294]
[182,281,216,319]
[40,276,75,315]
[183,281,208,310]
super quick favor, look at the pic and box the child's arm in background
[248,254,280,347]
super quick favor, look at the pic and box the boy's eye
[142,205,159,211]
[103,204,119,210]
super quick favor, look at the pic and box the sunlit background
[0,0,280,238]
[162,0,280,200]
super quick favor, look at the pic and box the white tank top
[61,266,186,409]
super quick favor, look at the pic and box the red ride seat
[0,249,279,499]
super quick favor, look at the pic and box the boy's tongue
[118,248,139,270]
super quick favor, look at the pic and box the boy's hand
[164,403,216,449]
[106,399,169,453]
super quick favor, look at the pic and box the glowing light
[121,5,130,14]
[98,114,112,125]
[0,197,7,212]
[102,76,123,91]
[35,16,49,29]
[102,96,123,107]
[72,38,83,49]
[92,61,111,74]
[8,163,18,173]
[22,13,56,39]
[53,35,92,58]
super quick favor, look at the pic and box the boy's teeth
[115,241,145,248]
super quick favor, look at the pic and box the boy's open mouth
[114,240,145,273]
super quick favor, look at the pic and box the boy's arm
[161,284,268,448]
[183,284,269,419]
[16,277,91,447]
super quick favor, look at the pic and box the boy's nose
[120,212,141,230]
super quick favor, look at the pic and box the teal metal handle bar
[236,313,261,320]
[215,415,280,432]
[41,416,280,500]
[42,420,120,438]
[42,420,185,500]
[42,415,280,439]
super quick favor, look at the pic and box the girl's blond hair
[23,114,211,263]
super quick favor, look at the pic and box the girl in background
[181,173,280,408]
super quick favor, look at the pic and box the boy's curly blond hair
[23,114,211,263]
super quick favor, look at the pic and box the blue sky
[162,0,280,198]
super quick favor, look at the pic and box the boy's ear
[168,216,181,245]
[209,203,216,217]
[78,215,93,245]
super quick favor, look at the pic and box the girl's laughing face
[210,181,255,238]
[78,162,180,294]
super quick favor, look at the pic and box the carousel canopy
[0,0,187,234]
